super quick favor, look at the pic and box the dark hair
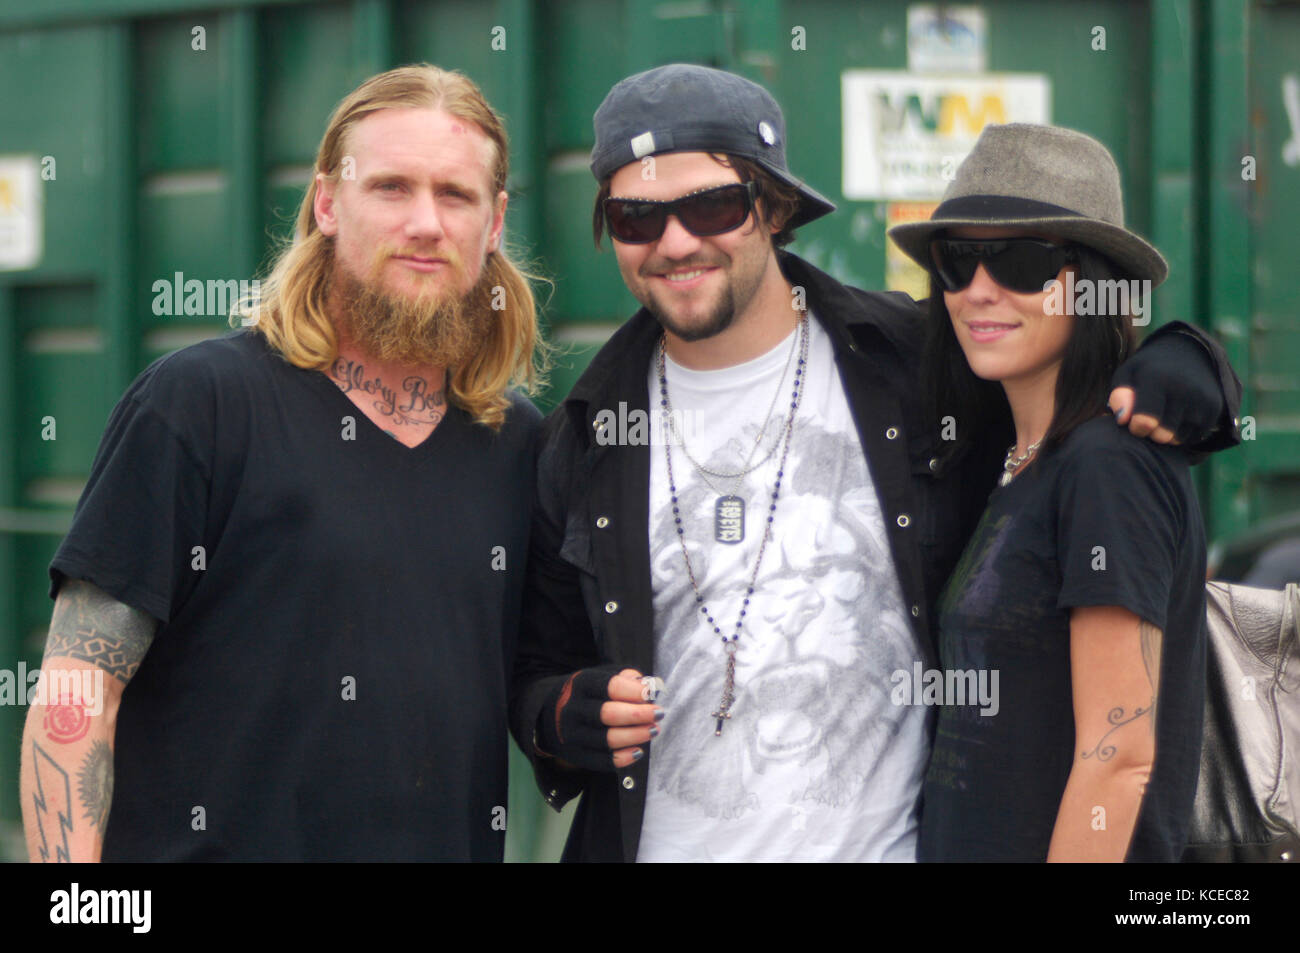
[922,243,1139,468]
[592,153,803,249]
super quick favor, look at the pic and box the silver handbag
[1182,581,1300,861]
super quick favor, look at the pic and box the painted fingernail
[1113,405,1126,421]
[632,749,644,761]
[649,727,660,738]
[654,709,665,721]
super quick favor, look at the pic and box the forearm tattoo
[78,740,114,831]
[31,741,73,863]
[1081,622,1163,761]
[29,739,115,862]
[42,579,159,684]
[330,358,446,427]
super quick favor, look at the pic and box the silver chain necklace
[659,320,802,544]
[999,438,1042,486]
[663,323,799,494]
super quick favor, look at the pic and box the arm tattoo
[31,741,74,862]
[42,579,159,684]
[1140,620,1162,734]
[1081,705,1152,762]
[1081,622,1164,760]
[78,741,114,831]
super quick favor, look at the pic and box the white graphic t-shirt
[637,316,929,862]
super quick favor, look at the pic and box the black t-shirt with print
[918,416,1207,862]
[49,331,540,860]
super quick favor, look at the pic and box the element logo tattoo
[44,692,91,744]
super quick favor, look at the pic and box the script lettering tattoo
[399,376,445,414]
[43,579,158,684]
[392,376,445,426]
[332,358,398,416]
[31,741,74,862]
[331,360,445,427]
[77,741,113,831]
[1081,623,1162,761]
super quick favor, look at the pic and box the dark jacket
[509,250,1240,862]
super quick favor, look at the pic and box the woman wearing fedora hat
[889,123,1208,862]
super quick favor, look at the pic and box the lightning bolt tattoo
[32,741,74,863]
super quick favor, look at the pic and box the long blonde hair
[238,64,548,430]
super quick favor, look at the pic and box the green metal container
[0,0,1296,862]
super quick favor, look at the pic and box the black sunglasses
[930,237,1079,294]
[603,182,759,244]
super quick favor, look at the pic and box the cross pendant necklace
[657,313,809,736]
[710,646,737,735]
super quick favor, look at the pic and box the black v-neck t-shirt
[918,416,1207,862]
[50,331,540,860]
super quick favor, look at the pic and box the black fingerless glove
[536,664,624,772]
[1111,328,1224,445]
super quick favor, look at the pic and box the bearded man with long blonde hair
[20,65,546,862]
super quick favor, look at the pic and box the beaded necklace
[657,312,809,734]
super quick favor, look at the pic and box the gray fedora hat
[591,64,835,230]
[889,123,1168,285]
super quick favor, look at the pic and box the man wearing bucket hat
[510,66,1240,862]
[888,123,1224,861]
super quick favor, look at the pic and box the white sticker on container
[0,154,42,272]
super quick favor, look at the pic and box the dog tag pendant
[714,495,744,544]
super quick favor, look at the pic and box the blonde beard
[330,246,495,369]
